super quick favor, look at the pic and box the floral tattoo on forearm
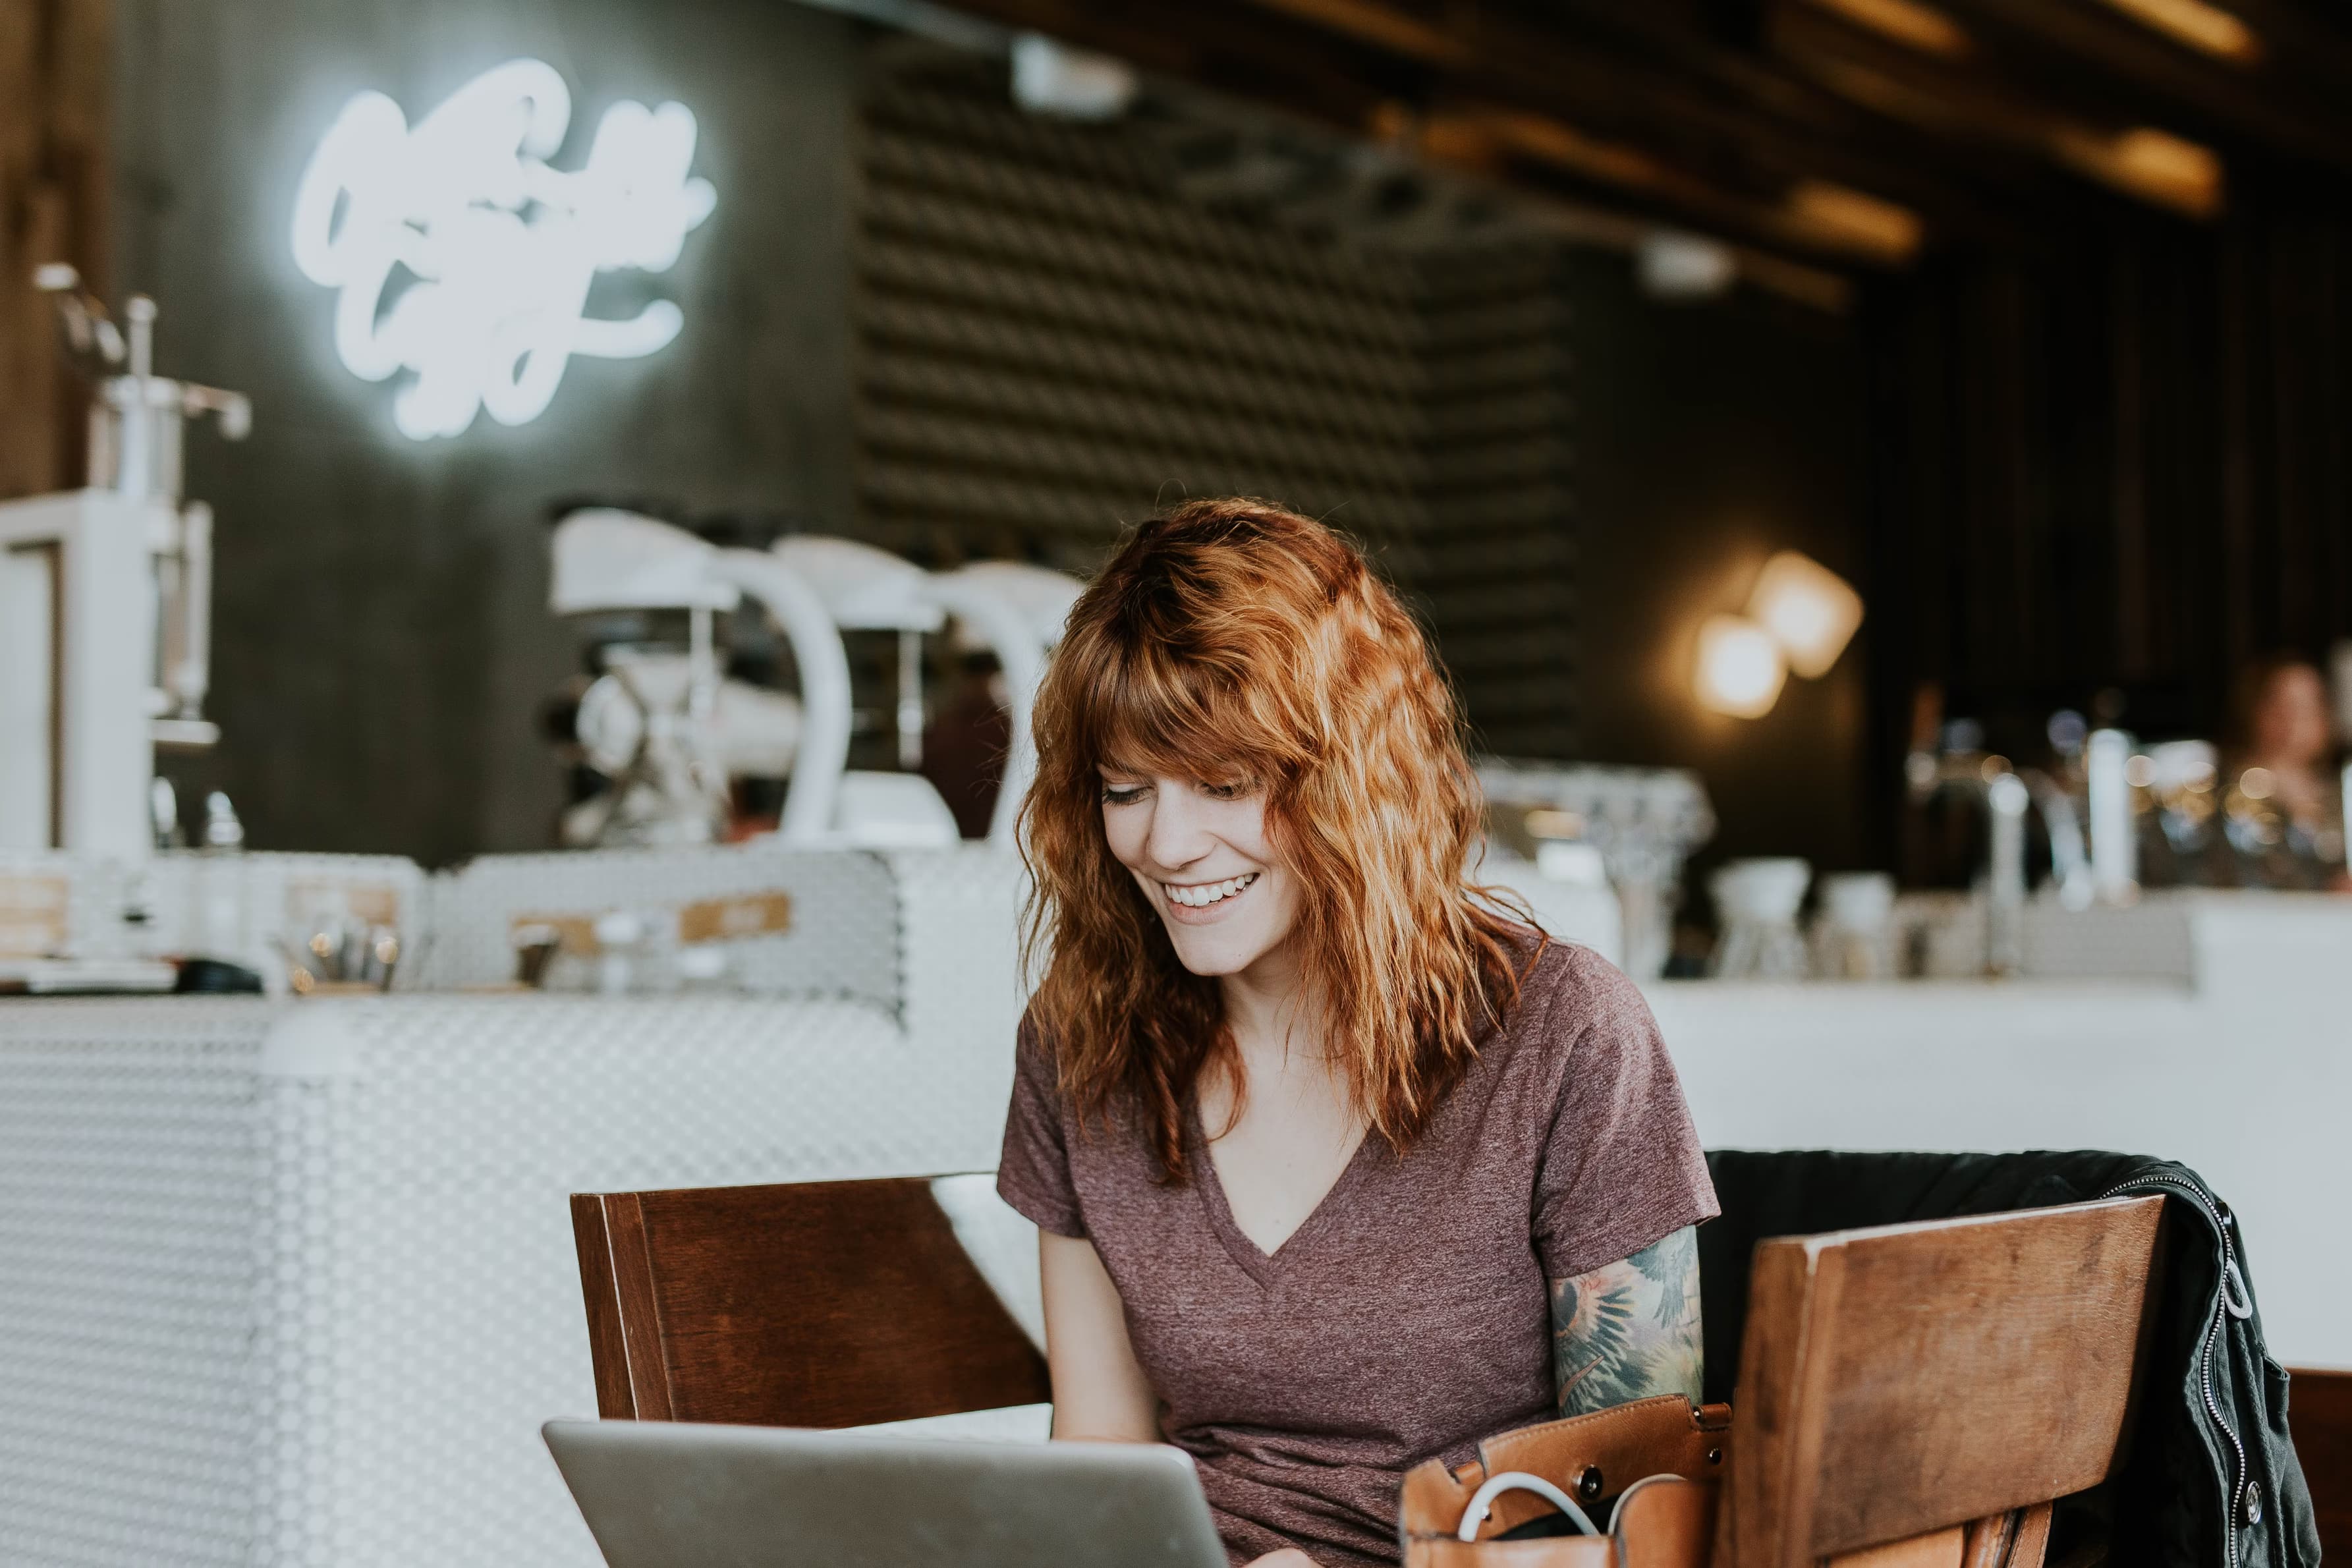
[1549,1225,1704,1416]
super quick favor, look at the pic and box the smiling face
[1098,768,1302,982]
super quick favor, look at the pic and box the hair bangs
[1080,632,1295,789]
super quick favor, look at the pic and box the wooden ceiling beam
[2224,0,2352,95]
[1501,1,2077,244]
[952,0,2076,256]
[1228,0,2092,258]
[912,0,1461,177]
[1273,0,1969,211]
[1931,0,2352,172]
[1416,102,1919,266]
[1239,0,1473,67]
[938,0,1920,275]
[916,0,2352,271]
[1767,3,2219,219]
[1537,1,2242,227]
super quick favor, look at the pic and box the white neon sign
[290,59,716,440]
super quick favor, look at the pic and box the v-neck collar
[1185,1100,1382,1287]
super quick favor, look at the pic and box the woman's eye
[1201,781,1249,800]
[1100,784,1147,806]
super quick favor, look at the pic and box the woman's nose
[1143,787,1214,870]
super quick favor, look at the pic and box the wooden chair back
[2291,1366,2352,1560]
[1726,1194,2166,1568]
[569,1176,1050,1428]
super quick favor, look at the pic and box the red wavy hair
[1019,497,1532,1181]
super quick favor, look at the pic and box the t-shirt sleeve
[1530,947,1720,1280]
[995,1016,1088,1239]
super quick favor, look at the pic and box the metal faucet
[1907,752,2092,976]
[34,265,250,737]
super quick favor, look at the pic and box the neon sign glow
[290,59,716,440]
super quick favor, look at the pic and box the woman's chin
[1160,922,1280,978]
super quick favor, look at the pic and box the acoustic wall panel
[850,54,1576,754]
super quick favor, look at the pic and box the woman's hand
[1245,1551,1320,1568]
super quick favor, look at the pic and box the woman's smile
[1096,770,1299,976]
[1159,870,1262,920]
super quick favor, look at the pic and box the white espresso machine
[0,267,249,860]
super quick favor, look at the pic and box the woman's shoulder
[1495,931,1659,1059]
[1482,937,1694,1169]
[1010,1007,1067,1101]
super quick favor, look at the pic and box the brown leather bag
[1398,1395,1731,1568]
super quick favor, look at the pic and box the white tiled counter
[0,846,1036,1568]
[0,988,1020,1568]
[1649,892,2352,1368]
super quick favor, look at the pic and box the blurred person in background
[922,650,1013,839]
[2208,654,2349,893]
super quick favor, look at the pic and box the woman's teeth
[1165,873,1258,908]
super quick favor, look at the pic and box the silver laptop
[542,1418,1230,1568]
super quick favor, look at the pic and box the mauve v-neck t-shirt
[995,938,1718,1568]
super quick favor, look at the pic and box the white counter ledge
[1648,892,2352,1368]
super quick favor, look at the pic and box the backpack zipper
[2099,1171,2249,1568]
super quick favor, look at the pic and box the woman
[997,499,1717,1568]
[2209,654,2350,892]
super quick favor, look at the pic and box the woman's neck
[1217,939,1314,1062]
[1204,939,1358,1148]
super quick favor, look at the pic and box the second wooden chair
[569,1175,1048,1428]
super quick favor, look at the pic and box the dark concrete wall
[1566,251,1874,883]
[115,0,868,862]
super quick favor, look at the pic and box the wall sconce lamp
[1693,551,1863,718]
[1694,614,1788,719]
[1748,549,1864,678]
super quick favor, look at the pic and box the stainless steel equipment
[0,269,250,858]
[547,509,790,847]
[1905,748,2092,976]
[546,515,1070,851]
[1473,759,1716,980]
[38,266,249,737]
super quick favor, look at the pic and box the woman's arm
[1038,1230,1161,1442]
[1549,1225,1704,1417]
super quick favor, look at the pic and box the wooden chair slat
[569,1191,632,1419]
[569,1176,1050,1430]
[2290,1366,2352,1560]
[1730,1195,2164,1567]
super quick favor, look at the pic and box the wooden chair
[567,1179,2171,1567]
[569,1176,1049,1427]
[1723,1194,2167,1568]
[2289,1366,2351,1560]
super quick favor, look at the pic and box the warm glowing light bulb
[1695,614,1787,718]
[1747,551,1864,678]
